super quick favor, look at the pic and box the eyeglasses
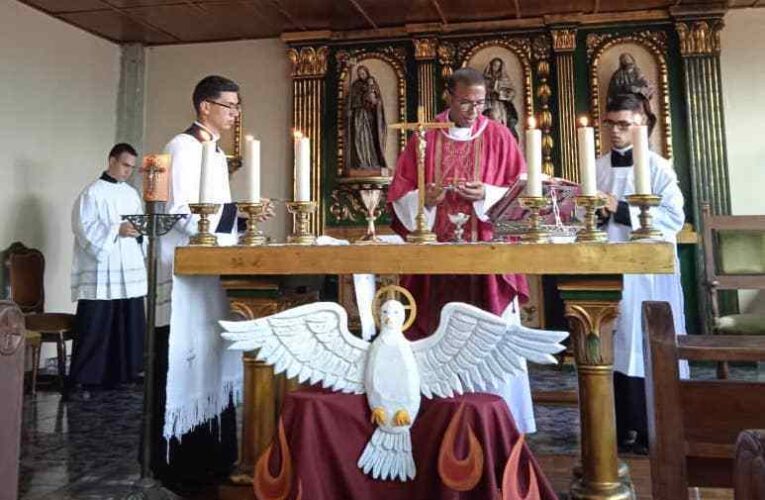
[455,99,486,111]
[603,120,637,131]
[206,100,242,113]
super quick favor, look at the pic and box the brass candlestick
[286,201,317,245]
[237,202,267,246]
[575,195,608,243]
[188,203,220,246]
[625,193,663,240]
[356,189,383,244]
[518,196,550,243]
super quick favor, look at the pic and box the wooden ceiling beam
[430,0,448,25]
[98,0,182,42]
[346,0,378,29]
[513,0,521,19]
[262,0,307,30]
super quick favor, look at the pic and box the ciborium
[188,203,220,246]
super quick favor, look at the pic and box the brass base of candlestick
[286,201,317,245]
[519,196,550,244]
[575,195,608,243]
[188,203,220,246]
[237,202,267,246]
[406,228,438,244]
[625,194,663,240]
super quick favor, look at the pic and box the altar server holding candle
[595,92,687,455]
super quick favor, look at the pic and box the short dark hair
[108,143,137,160]
[446,67,486,94]
[606,93,657,136]
[192,75,240,114]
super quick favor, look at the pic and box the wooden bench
[642,301,765,499]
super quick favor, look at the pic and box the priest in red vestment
[388,67,536,433]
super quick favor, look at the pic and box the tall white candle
[577,117,597,196]
[243,135,261,202]
[199,140,217,203]
[294,131,311,202]
[525,117,543,197]
[632,125,652,195]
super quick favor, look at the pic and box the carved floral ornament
[675,20,723,56]
[287,46,329,78]
[551,28,577,52]
[414,38,438,60]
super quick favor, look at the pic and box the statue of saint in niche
[607,52,655,104]
[482,57,520,140]
[346,65,388,172]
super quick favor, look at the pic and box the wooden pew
[642,301,765,499]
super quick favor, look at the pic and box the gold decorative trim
[437,42,456,79]
[675,20,723,56]
[587,31,673,159]
[551,28,577,52]
[564,301,619,365]
[335,47,408,177]
[329,183,389,223]
[226,113,243,174]
[532,35,554,176]
[414,37,438,60]
[287,46,329,78]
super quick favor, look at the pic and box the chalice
[448,212,470,243]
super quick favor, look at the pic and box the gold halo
[372,285,417,332]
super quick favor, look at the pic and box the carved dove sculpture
[220,300,567,482]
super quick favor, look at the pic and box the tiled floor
[18,362,756,499]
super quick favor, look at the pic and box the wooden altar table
[175,241,675,500]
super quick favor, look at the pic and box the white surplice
[390,123,536,433]
[596,149,689,378]
[157,123,242,442]
[71,174,147,301]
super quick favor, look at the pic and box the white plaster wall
[144,39,292,240]
[0,0,120,313]
[721,8,765,312]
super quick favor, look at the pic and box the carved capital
[287,46,329,78]
[676,20,723,56]
[437,42,456,78]
[564,302,619,366]
[551,28,577,53]
[414,38,438,61]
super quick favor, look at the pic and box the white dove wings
[220,301,568,399]
[411,302,568,399]
[220,302,369,394]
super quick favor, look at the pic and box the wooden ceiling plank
[513,0,521,18]
[346,0,378,29]
[263,0,307,30]
[594,0,601,13]
[98,0,183,41]
[430,0,448,24]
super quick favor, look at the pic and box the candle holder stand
[518,196,550,243]
[625,194,663,240]
[286,201,317,245]
[575,195,608,243]
[188,203,220,246]
[237,202,268,246]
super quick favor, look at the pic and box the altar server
[70,143,146,391]
[596,92,688,454]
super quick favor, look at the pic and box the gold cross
[389,106,453,243]
[141,154,168,199]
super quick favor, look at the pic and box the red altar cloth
[261,388,557,499]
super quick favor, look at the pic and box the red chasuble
[388,112,529,339]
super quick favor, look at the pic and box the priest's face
[448,83,487,128]
[604,110,644,149]
[108,152,137,182]
[199,91,241,134]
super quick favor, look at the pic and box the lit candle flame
[579,116,589,128]
[528,116,537,129]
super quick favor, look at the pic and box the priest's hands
[601,193,618,213]
[425,184,446,208]
[456,181,485,201]
[119,221,140,238]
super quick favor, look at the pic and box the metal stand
[123,202,184,496]
[286,201,317,245]
[518,196,550,243]
[625,194,663,240]
[188,203,220,246]
[237,202,268,246]
[575,195,608,243]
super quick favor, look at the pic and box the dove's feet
[392,409,411,426]
[370,407,387,426]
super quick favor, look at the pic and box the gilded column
[533,35,554,176]
[559,277,633,500]
[414,38,438,121]
[551,28,579,181]
[674,15,730,334]
[288,46,329,234]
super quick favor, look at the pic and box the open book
[487,175,581,224]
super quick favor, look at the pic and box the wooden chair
[3,242,75,396]
[642,301,765,499]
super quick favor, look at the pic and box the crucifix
[140,154,170,202]
[389,106,453,243]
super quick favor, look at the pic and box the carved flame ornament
[438,403,485,491]
[253,418,296,500]
[287,46,329,78]
[499,434,541,500]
